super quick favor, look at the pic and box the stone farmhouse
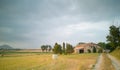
[74,43,101,53]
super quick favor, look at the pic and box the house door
[79,49,84,53]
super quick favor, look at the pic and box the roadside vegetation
[107,25,120,61]
[97,25,120,52]
[111,48,120,60]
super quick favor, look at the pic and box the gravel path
[107,54,120,70]
[93,54,102,70]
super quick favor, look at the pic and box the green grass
[0,52,52,57]
[0,53,99,70]
[111,49,120,60]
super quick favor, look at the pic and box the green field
[0,53,99,70]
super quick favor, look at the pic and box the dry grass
[16,49,42,52]
[100,53,115,70]
[111,49,120,60]
[0,53,98,70]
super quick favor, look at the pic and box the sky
[0,0,120,49]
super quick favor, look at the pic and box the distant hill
[0,45,14,49]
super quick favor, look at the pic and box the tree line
[41,45,52,52]
[41,42,74,54]
[52,42,74,54]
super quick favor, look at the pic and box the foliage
[62,42,65,54]
[106,25,120,49]
[0,48,6,56]
[48,45,52,52]
[106,43,114,52]
[41,45,52,52]
[41,45,46,52]
[98,42,106,50]
[53,43,62,54]
[78,42,85,45]
[45,45,48,52]
[66,43,74,54]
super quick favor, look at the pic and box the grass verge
[111,49,120,60]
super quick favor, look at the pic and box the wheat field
[0,53,99,70]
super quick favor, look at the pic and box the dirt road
[93,53,120,70]
[93,54,102,70]
[107,54,120,70]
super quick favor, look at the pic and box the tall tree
[106,43,113,52]
[106,25,120,49]
[53,43,62,54]
[41,45,46,52]
[66,43,74,54]
[45,45,48,52]
[48,45,52,52]
[41,45,51,52]
[63,42,65,54]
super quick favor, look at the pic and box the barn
[74,43,101,53]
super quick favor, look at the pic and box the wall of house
[74,43,102,54]
[74,46,101,53]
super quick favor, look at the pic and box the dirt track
[107,54,120,70]
[93,53,120,70]
[93,54,102,70]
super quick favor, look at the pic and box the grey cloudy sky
[0,0,120,49]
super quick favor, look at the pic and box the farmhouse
[74,43,101,53]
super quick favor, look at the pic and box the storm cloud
[0,0,120,48]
